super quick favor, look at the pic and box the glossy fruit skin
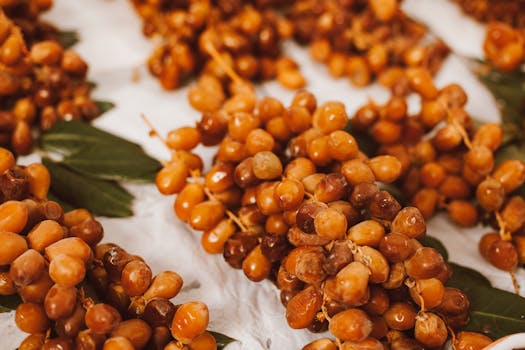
[15,302,50,334]
[383,302,417,331]
[286,286,323,329]
[404,247,445,279]
[0,200,28,233]
[170,301,209,344]
[453,331,493,350]
[121,260,152,296]
[242,245,271,282]
[328,308,372,342]
[324,262,370,306]
[10,249,46,288]
[110,319,152,349]
[48,253,86,288]
[414,312,448,348]
[44,284,77,320]
[143,270,183,300]
[85,303,122,334]
[0,231,27,265]
[155,161,188,195]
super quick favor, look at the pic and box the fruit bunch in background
[286,0,449,90]
[0,5,103,155]
[129,0,304,90]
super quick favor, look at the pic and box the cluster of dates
[454,0,525,29]
[153,74,493,349]
[346,67,525,286]
[0,4,101,155]
[130,0,451,93]
[286,0,449,91]
[0,147,217,350]
[129,0,304,90]
[482,21,525,72]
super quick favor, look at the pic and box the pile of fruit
[0,147,218,349]
[129,0,303,90]
[0,4,101,155]
[285,0,449,90]
[152,65,498,347]
[0,0,524,349]
[483,21,525,71]
[130,0,449,93]
[454,0,525,28]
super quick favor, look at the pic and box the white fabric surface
[2,0,524,348]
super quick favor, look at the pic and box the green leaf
[470,60,525,124]
[419,235,449,261]
[460,283,525,339]
[209,331,237,349]
[57,30,79,49]
[94,100,116,115]
[61,146,160,182]
[495,143,525,164]
[0,294,22,313]
[469,59,525,132]
[42,158,134,217]
[41,120,144,156]
[447,263,492,289]
[415,234,525,339]
[41,120,161,182]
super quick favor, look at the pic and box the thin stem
[203,39,244,86]
[448,324,458,350]
[448,113,472,150]
[495,211,512,241]
[321,291,332,323]
[510,270,520,295]
[226,211,249,233]
[141,113,170,149]
[406,278,426,311]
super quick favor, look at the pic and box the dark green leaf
[42,158,134,217]
[416,235,525,339]
[460,283,525,339]
[420,235,449,261]
[62,146,160,182]
[209,331,237,349]
[446,263,525,339]
[500,122,524,146]
[57,30,79,49]
[41,120,144,156]
[468,58,525,126]
[0,294,22,313]
[41,120,161,182]
[447,263,492,289]
[87,81,98,90]
[495,143,525,165]
[94,100,115,115]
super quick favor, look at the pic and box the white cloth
[2,0,523,349]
